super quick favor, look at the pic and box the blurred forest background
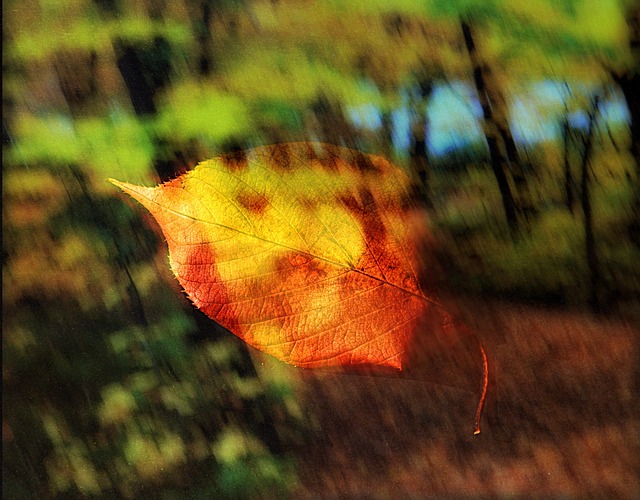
[3,0,639,498]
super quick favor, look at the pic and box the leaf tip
[108,178,156,207]
[108,178,134,192]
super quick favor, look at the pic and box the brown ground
[290,299,640,498]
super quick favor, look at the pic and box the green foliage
[8,2,191,62]
[76,115,156,182]
[155,82,253,145]
[7,112,155,184]
[216,454,297,499]
[327,0,431,15]
[8,114,82,165]
[252,99,304,131]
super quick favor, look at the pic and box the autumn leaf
[111,142,487,433]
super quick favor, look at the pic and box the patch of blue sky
[600,96,630,124]
[427,82,484,156]
[347,80,630,156]
[347,103,382,130]
[531,80,568,106]
[511,96,559,143]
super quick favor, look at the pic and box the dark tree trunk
[114,35,172,117]
[409,107,432,207]
[409,117,428,183]
[460,20,519,235]
[54,50,100,118]
[614,75,640,246]
[194,1,215,76]
[611,4,640,247]
[614,4,640,164]
[502,127,534,220]
[113,36,179,181]
[562,114,576,214]
[580,94,603,312]
[114,42,158,116]
[615,75,640,164]
[92,0,121,16]
[2,50,17,150]
[408,78,433,207]
[311,94,360,148]
[379,109,394,158]
[95,3,170,115]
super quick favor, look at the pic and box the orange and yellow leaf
[111,143,448,370]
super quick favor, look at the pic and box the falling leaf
[111,142,487,433]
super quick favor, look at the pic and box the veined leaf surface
[111,142,451,370]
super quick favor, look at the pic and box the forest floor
[289,298,639,498]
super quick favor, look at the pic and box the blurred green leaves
[155,83,252,144]
[8,112,155,184]
[9,8,190,62]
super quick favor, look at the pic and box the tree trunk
[114,42,159,116]
[611,3,640,247]
[112,35,179,181]
[408,78,433,207]
[580,94,603,312]
[562,114,576,214]
[114,32,173,116]
[501,127,534,220]
[460,20,519,235]
[613,75,640,247]
[614,4,640,164]
[54,50,100,118]
[379,109,394,158]
[192,0,215,77]
[310,94,361,148]
[616,75,640,169]
[409,115,430,202]
[408,107,432,208]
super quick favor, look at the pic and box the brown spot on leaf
[160,174,186,190]
[348,151,380,173]
[267,143,295,172]
[339,189,390,278]
[317,149,340,172]
[339,189,386,241]
[306,143,342,172]
[299,142,320,162]
[338,193,360,213]
[220,149,248,172]
[358,188,377,214]
[237,192,269,215]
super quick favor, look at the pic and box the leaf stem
[473,341,488,435]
